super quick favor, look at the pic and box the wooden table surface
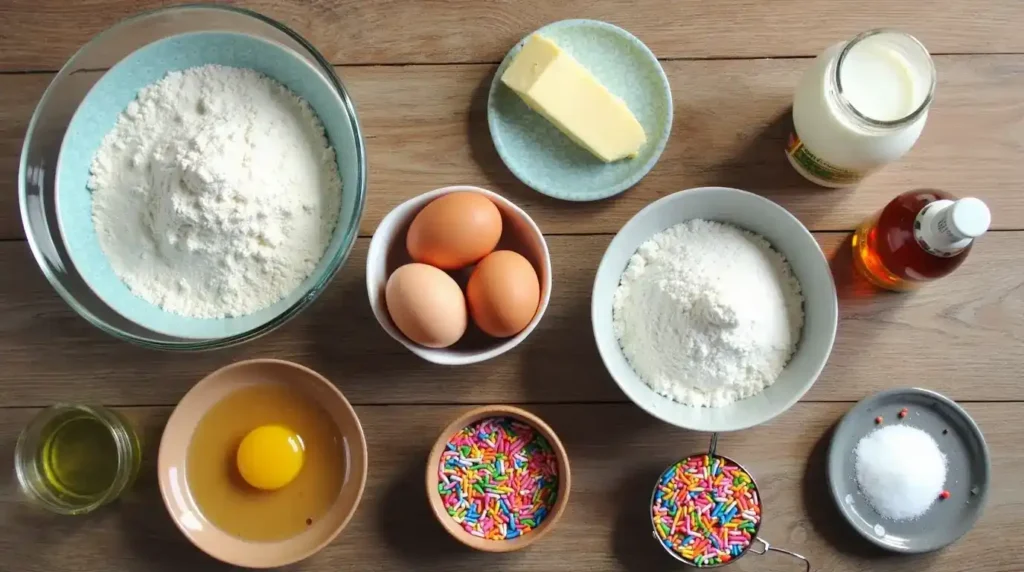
[1,2,1022,571]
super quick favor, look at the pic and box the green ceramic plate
[487,19,672,201]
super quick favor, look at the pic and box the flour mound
[89,65,342,319]
[612,220,804,407]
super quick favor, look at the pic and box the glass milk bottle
[787,30,936,187]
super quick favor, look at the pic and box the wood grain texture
[2,231,1022,408]
[1,403,1021,572]
[3,56,1024,240]
[1,0,1023,70]
[2,2,1023,571]
[0,74,49,240]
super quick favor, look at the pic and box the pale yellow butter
[501,34,647,163]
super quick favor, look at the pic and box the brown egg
[466,251,540,338]
[385,263,467,348]
[406,192,502,270]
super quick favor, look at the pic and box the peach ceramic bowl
[425,405,571,552]
[158,359,368,568]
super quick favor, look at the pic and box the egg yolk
[236,425,305,491]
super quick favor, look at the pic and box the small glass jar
[14,404,141,515]
[787,29,936,188]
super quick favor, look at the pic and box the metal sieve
[649,434,811,571]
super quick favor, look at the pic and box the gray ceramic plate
[827,388,990,553]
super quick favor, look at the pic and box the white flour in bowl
[612,220,804,407]
[88,64,342,319]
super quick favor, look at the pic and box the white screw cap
[949,197,991,238]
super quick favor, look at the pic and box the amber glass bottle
[852,190,990,291]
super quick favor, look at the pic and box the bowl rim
[18,3,367,350]
[591,186,838,432]
[424,405,571,552]
[156,358,369,568]
[365,185,553,365]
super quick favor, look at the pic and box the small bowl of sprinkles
[426,405,570,552]
[651,442,810,570]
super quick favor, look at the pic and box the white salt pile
[854,425,947,521]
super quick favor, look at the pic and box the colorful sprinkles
[652,455,762,566]
[437,417,559,540]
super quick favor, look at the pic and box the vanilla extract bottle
[852,190,990,291]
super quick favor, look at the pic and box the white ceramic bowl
[592,187,838,432]
[367,185,552,365]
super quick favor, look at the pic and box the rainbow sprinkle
[652,455,762,566]
[438,417,559,540]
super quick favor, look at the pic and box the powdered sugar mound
[89,65,341,319]
[612,220,804,407]
[855,425,947,521]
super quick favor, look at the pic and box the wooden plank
[2,0,1023,71]
[0,74,49,239]
[350,55,1024,235]
[3,55,1024,241]
[1,232,1022,408]
[0,403,1020,571]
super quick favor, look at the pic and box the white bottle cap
[949,197,991,238]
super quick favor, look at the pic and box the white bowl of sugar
[591,187,838,432]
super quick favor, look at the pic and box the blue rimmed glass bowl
[19,5,367,350]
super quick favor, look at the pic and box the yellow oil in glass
[16,405,140,514]
[39,414,120,501]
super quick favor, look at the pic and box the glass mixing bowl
[19,5,367,350]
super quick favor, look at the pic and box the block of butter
[501,34,647,163]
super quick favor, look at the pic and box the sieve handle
[708,433,719,457]
[750,537,811,572]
